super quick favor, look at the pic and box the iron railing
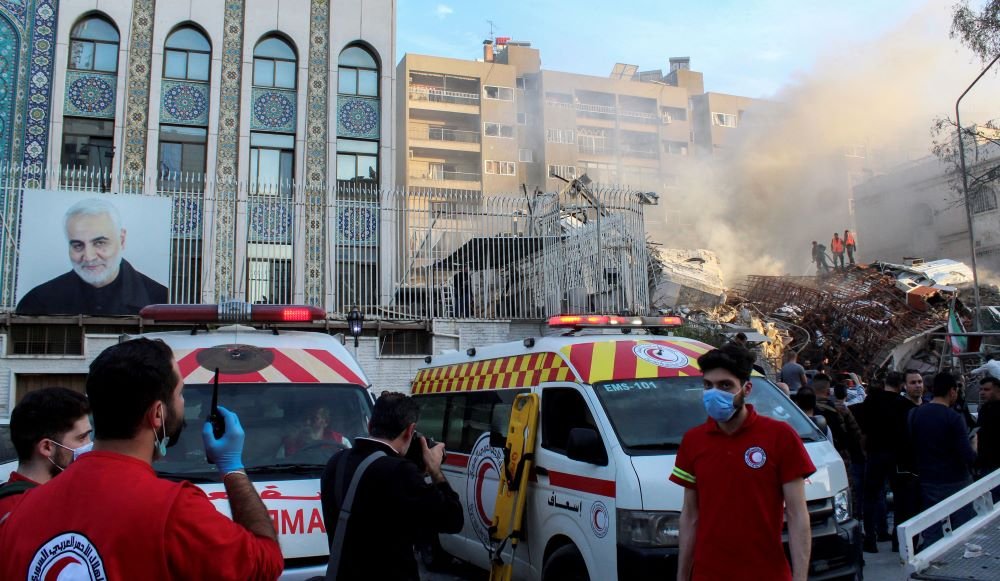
[0,164,651,321]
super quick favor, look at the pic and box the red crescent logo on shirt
[29,532,106,581]
[744,446,767,469]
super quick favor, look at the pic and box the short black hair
[982,376,1000,389]
[904,369,922,380]
[369,392,420,439]
[87,338,178,440]
[11,387,90,462]
[697,344,755,384]
[813,373,831,383]
[885,371,905,389]
[833,383,848,400]
[932,372,958,398]
[795,386,817,412]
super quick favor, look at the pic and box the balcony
[407,168,482,191]
[408,123,481,153]
[577,143,614,156]
[408,86,480,115]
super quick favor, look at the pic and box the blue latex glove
[203,406,245,474]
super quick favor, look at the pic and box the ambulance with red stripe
[135,303,374,580]
[411,315,862,580]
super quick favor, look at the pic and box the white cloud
[435,4,453,19]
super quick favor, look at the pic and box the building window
[164,26,211,81]
[663,140,689,156]
[338,46,378,97]
[9,326,84,355]
[518,149,534,163]
[516,77,526,90]
[249,132,295,196]
[337,139,379,183]
[660,106,687,122]
[971,186,999,214]
[158,126,208,185]
[253,36,296,89]
[69,15,119,72]
[545,129,575,144]
[517,112,527,125]
[379,330,432,356]
[484,122,514,138]
[711,112,737,128]
[62,118,114,173]
[484,85,514,101]
[485,160,516,176]
[548,164,577,180]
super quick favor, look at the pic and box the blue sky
[398,0,931,98]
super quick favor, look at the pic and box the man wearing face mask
[0,338,284,580]
[0,387,92,520]
[671,344,816,581]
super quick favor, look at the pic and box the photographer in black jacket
[320,392,463,580]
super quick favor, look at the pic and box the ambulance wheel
[542,544,589,581]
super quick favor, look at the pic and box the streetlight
[955,53,1000,331]
[347,308,364,349]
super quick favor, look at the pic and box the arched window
[338,46,378,97]
[336,45,380,185]
[164,26,210,81]
[69,15,119,72]
[253,36,296,89]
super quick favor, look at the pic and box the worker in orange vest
[831,233,845,269]
[844,229,857,265]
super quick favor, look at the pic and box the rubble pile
[729,267,950,376]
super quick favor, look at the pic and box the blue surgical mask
[46,439,94,470]
[703,388,738,422]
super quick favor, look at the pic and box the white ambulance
[410,315,862,581]
[135,302,374,581]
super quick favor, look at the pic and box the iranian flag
[948,300,968,355]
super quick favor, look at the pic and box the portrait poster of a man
[15,191,171,316]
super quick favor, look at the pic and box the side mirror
[811,414,829,436]
[566,427,608,466]
[490,429,507,449]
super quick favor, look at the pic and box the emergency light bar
[139,302,326,323]
[547,315,684,328]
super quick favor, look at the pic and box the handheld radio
[209,367,225,439]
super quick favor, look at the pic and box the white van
[134,303,374,580]
[410,316,862,580]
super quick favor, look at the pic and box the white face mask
[46,439,94,471]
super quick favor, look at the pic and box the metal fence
[0,164,651,321]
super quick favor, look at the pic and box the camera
[405,431,443,473]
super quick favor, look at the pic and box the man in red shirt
[0,338,284,580]
[671,344,815,581]
[0,387,92,520]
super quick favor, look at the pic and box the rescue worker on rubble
[831,233,846,269]
[811,241,830,273]
[844,230,857,265]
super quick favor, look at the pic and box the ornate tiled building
[0,0,395,309]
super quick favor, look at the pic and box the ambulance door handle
[535,466,548,476]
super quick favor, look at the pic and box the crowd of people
[811,229,858,273]
[783,355,1000,553]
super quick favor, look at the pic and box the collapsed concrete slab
[650,248,727,310]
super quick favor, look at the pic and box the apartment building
[396,42,765,200]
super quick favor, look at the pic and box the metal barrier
[898,469,1000,576]
[0,164,651,321]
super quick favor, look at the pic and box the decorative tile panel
[121,0,157,175]
[337,95,379,139]
[64,70,117,119]
[22,0,58,173]
[251,87,297,133]
[160,80,210,126]
[303,0,329,306]
[172,196,203,239]
[249,198,293,244]
[335,202,379,247]
[212,0,246,300]
[0,13,19,165]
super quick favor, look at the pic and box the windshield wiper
[245,463,328,475]
[628,442,681,450]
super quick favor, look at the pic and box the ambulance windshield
[593,377,822,453]
[156,383,372,481]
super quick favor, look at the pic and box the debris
[649,248,726,310]
[963,543,984,558]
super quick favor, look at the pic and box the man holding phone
[320,392,464,580]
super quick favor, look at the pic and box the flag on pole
[948,299,968,355]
